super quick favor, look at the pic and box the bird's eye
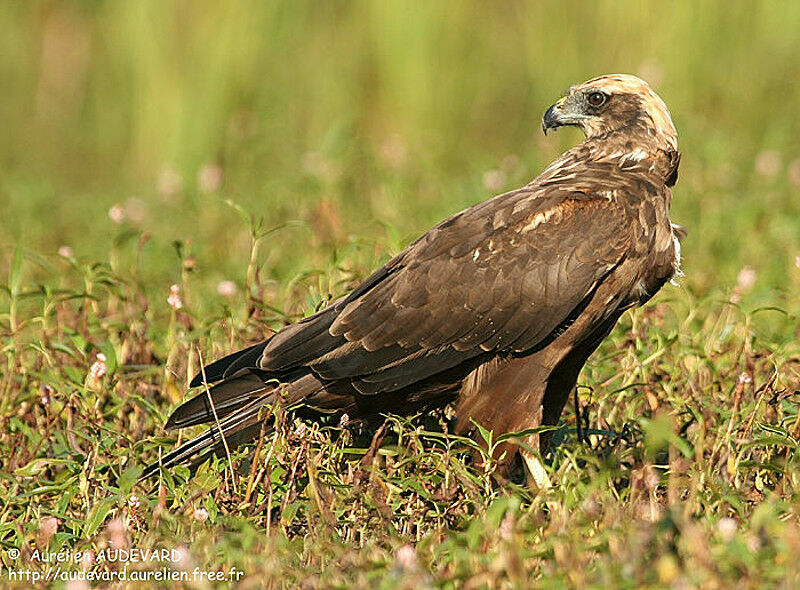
[587,92,607,107]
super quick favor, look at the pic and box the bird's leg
[521,449,551,491]
[518,405,551,491]
[456,355,554,488]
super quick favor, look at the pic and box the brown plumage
[143,74,683,483]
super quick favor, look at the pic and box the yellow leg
[521,450,551,491]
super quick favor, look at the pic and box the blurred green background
[2,0,799,307]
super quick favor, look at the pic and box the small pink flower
[89,353,107,380]
[79,550,95,569]
[58,245,74,258]
[754,150,781,179]
[40,384,54,407]
[167,284,183,310]
[338,413,350,428]
[216,280,238,297]
[173,545,192,570]
[37,516,59,547]
[718,517,737,542]
[193,507,209,523]
[157,166,184,199]
[736,267,757,293]
[746,534,761,552]
[107,517,128,549]
[197,163,224,193]
[108,204,124,224]
[499,511,515,540]
[482,169,506,192]
[124,197,148,224]
[395,545,418,571]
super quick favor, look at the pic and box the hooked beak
[541,103,561,135]
[541,96,587,135]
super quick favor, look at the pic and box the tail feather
[166,369,273,430]
[144,369,331,479]
[141,391,277,479]
[189,341,269,388]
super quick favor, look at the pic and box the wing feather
[194,179,633,403]
[308,188,631,392]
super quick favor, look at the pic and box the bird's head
[542,74,677,150]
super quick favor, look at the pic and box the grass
[3,256,800,587]
[2,1,800,588]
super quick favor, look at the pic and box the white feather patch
[521,207,558,233]
[623,147,649,163]
[670,228,684,285]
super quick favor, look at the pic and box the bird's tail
[142,336,337,479]
[140,375,280,479]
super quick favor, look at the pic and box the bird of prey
[144,74,683,486]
